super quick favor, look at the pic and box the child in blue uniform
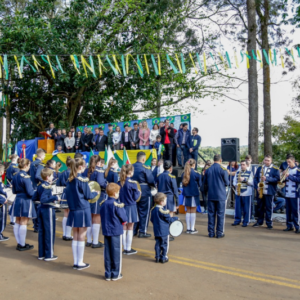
[56,156,73,241]
[32,168,59,261]
[46,160,58,181]
[100,183,127,281]
[66,158,99,271]
[150,193,178,263]
[104,158,119,183]
[181,159,201,234]
[11,159,36,251]
[86,155,107,248]
[0,164,9,242]
[119,164,141,255]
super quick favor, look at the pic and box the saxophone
[237,170,242,196]
[258,162,265,199]
[277,168,289,189]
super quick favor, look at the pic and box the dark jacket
[176,129,191,146]
[187,134,201,151]
[54,134,65,149]
[81,133,94,151]
[129,129,140,145]
[95,134,108,151]
[159,126,175,145]
[74,136,83,151]
[254,165,280,196]
[121,131,130,146]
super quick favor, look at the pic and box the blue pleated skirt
[67,207,91,228]
[183,196,200,207]
[10,197,37,219]
[165,194,176,212]
[90,192,107,215]
[124,204,139,223]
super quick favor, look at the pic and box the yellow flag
[144,54,149,75]
[175,53,182,73]
[126,54,129,74]
[280,49,284,68]
[245,51,250,69]
[203,52,207,74]
[14,55,23,78]
[158,54,161,75]
[291,48,295,66]
[257,50,263,68]
[97,55,106,77]
[234,51,239,68]
[0,56,3,78]
[32,55,44,71]
[269,49,273,65]
[47,55,55,78]
[189,53,198,74]
[70,55,80,74]
[112,55,122,74]
[218,52,228,69]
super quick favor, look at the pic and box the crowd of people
[46,120,201,168]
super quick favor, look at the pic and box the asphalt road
[0,213,299,300]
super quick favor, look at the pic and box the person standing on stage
[181,159,201,234]
[46,122,57,139]
[203,154,229,238]
[175,123,191,167]
[139,121,150,150]
[188,127,201,169]
[129,122,140,150]
[107,124,115,150]
[95,129,108,152]
[121,125,131,150]
[160,119,175,162]
[132,151,155,238]
[253,155,280,230]
[280,155,300,233]
[231,160,253,227]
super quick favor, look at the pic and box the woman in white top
[64,131,75,153]
[150,124,159,149]
[112,126,122,150]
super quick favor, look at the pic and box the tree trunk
[247,0,259,163]
[261,0,272,156]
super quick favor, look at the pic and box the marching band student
[231,160,253,228]
[119,165,141,255]
[56,156,73,241]
[150,193,178,263]
[86,155,107,248]
[32,168,59,261]
[55,162,62,178]
[66,158,99,270]
[11,158,36,251]
[0,164,9,242]
[181,159,201,234]
[104,158,119,183]
[100,183,127,281]
[46,160,58,181]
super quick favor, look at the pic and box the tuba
[258,162,265,199]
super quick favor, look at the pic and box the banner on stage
[76,113,191,133]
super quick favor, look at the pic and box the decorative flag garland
[0,48,299,80]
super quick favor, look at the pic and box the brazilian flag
[110,122,118,130]
[181,114,190,122]
[124,121,131,127]
[152,118,160,125]
[77,126,84,132]
[87,125,94,132]
[98,124,105,130]
[166,116,175,123]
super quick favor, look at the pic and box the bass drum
[169,220,183,237]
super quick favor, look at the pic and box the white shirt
[150,129,159,145]
[233,170,253,196]
[112,132,122,144]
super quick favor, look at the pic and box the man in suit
[176,123,191,167]
[129,122,140,150]
[95,129,108,151]
[70,126,76,138]
[81,127,93,151]
[54,129,65,150]
[93,127,100,150]
[159,119,175,162]
[46,122,57,139]
[121,125,131,150]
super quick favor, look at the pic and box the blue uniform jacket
[48,167,58,181]
[65,175,98,211]
[119,178,141,206]
[32,181,58,208]
[131,162,155,196]
[254,165,280,196]
[100,197,128,236]
[12,170,35,199]
[89,167,107,190]
[56,169,70,187]
[30,159,45,189]
[284,167,300,197]
[150,206,178,237]
[105,168,118,183]
[176,129,191,146]
[187,135,201,151]
[0,182,7,205]
[203,163,229,201]
[157,171,179,200]
[181,169,201,197]
[6,163,19,183]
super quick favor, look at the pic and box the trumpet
[258,162,265,199]
[277,168,289,189]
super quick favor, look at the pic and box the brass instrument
[237,170,242,196]
[258,162,265,199]
[88,181,101,203]
[277,168,289,189]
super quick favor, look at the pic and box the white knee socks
[92,224,100,245]
[14,223,20,244]
[126,230,133,251]
[86,227,92,243]
[122,230,127,250]
[19,225,27,247]
[66,226,72,238]
[72,241,78,265]
[77,241,85,266]
[190,213,196,231]
[186,213,191,230]
[62,217,67,236]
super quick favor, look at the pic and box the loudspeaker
[221,138,240,162]
[172,167,184,187]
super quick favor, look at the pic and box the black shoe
[155,258,160,263]
[208,234,215,238]
[0,235,9,242]
[252,223,261,228]
[122,250,127,255]
[44,256,58,261]
[283,228,294,232]
[231,223,240,226]
[63,236,73,241]
[175,209,179,215]
[242,224,248,227]
[169,236,175,241]
[55,209,61,213]
[126,249,137,255]
[92,242,104,248]
[18,244,34,251]
[267,226,273,230]
[216,234,225,239]
[190,229,198,234]
[16,244,21,250]
[77,263,90,271]
[33,229,38,233]
[72,265,78,270]
[138,233,151,238]
[133,232,138,236]
[160,258,169,264]
[295,229,300,234]
[85,242,92,247]
[10,222,15,226]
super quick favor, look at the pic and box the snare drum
[169,220,183,237]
